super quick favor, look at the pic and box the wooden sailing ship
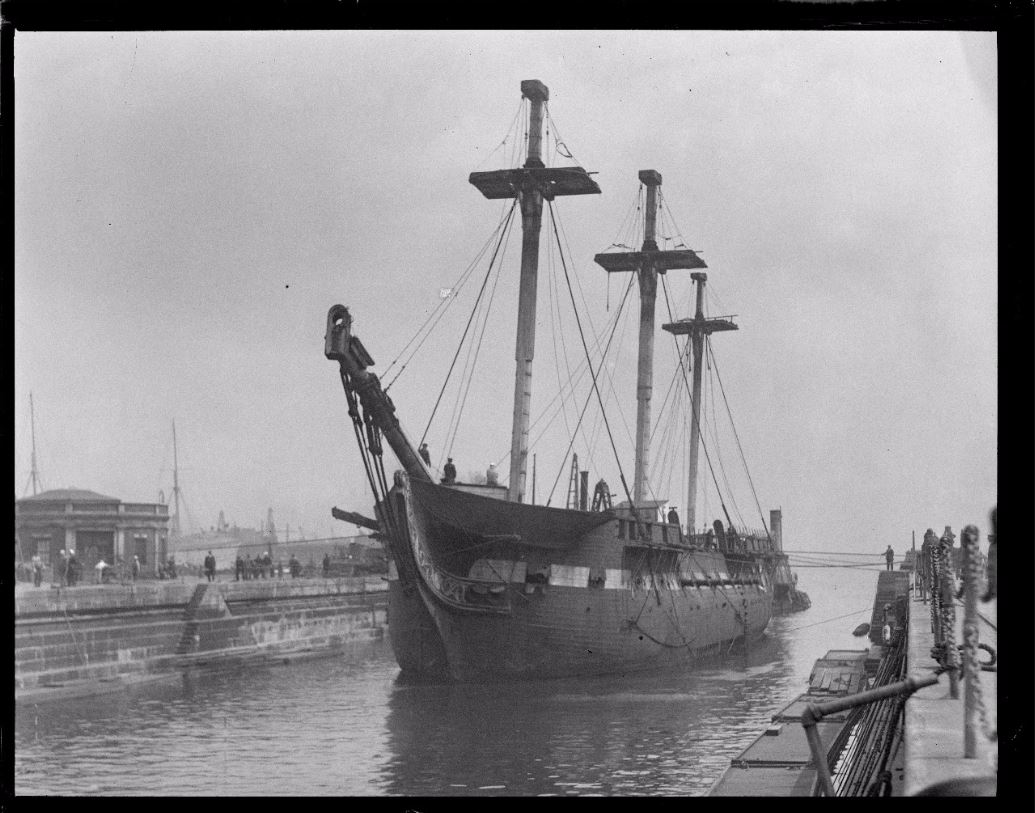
[325,79,797,681]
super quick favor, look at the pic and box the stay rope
[707,340,772,541]
[419,198,518,448]
[546,199,638,519]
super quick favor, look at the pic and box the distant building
[15,489,170,572]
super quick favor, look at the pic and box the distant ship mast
[24,392,42,497]
[469,79,601,502]
[594,171,707,508]
[663,274,738,534]
[171,419,182,537]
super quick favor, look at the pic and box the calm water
[15,566,880,796]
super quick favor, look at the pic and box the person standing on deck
[322,553,331,576]
[418,442,431,466]
[442,458,457,484]
[132,554,141,582]
[884,545,895,570]
[204,551,216,582]
[31,553,43,587]
[668,507,682,542]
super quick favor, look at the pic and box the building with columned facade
[15,489,170,572]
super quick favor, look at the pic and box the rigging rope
[443,209,513,459]
[546,200,638,518]
[707,339,772,541]
[659,274,735,534]
[705,349,747,530]
[383,207,516,390]
[419,199,518,447]
[543,273,636,504]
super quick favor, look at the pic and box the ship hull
[382,473,773,681]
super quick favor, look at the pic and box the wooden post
[686,273,707,534]
[632,170,661,506]
[507,80,549,503]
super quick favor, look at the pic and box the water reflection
[380,632,793,796]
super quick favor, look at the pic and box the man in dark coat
[884,545,895,571]
[442,458,457,484]
[67,551,79,586]
[204,551,216,582]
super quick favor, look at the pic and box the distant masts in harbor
[171,420,183,537]
[23,392,43,497]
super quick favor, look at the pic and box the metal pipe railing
[802,673,941,797]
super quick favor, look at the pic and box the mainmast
[171,420,182,537]
[594,171,706,507]
[469,80,600,503]
[662,274,737,535]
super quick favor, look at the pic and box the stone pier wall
[15,578,388,694]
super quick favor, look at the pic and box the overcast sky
[14,30,996,553]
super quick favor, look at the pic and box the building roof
[19,488,120,503]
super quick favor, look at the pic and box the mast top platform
[661,316,739,336]
[470,167,601,200]
[470,79,600,202]
[594,167,704,274]
[594,248,706,274]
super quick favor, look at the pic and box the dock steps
[173,584,209,655]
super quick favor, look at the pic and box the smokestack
[769,509,783,552]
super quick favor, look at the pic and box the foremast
[469,80,600,503]
[593,171,706,509]
[662,275,738,535]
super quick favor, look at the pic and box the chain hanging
[961,526,998,743]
